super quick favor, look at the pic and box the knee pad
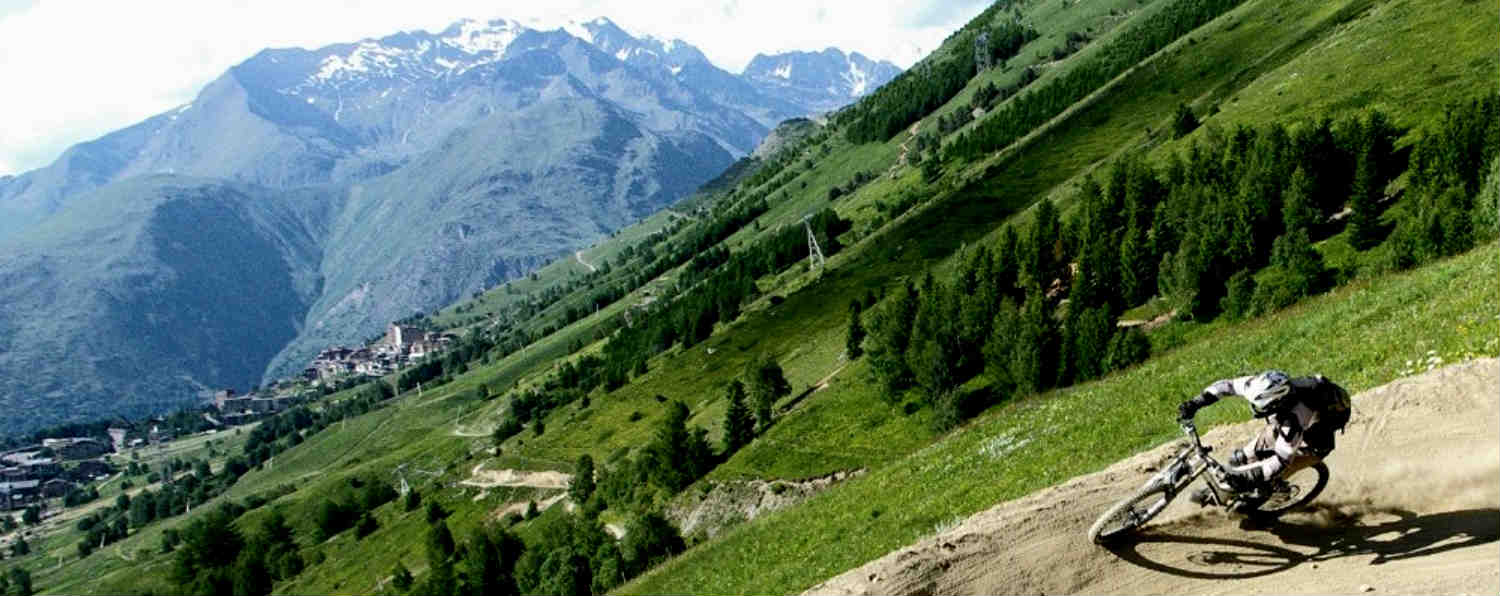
[1229,450,1249,467]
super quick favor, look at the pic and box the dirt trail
[889,123,921,179]
[576,250,597,273]
[808,359,1500,596]
[461,463,571,489]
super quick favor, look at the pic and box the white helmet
[1243,370,1292,418]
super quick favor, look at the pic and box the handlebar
[1179,420,1225,471]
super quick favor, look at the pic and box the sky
[0,0,991,177]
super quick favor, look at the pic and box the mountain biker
[1176,371,1352,503]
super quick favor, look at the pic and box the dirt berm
[808,359,1499,595]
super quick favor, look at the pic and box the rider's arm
[1178,375,1255,420]
[1204,375,1259,400]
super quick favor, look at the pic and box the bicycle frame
[1155,422,1235,506]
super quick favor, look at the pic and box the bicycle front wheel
[1088,480,1175,544]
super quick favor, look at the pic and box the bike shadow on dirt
[1102,506,1500,580]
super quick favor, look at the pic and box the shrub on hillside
[1477,155,1500,239]
[1220,269,1257,320]
[1172,103,1199,139]
[355,512,378,539]
[1104,328,1151,372]
[391,563,413,592]
[313,500,357,540]
[425,501,449,524]
[620,512,686,577]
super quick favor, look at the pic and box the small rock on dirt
[1360,585,1375,592]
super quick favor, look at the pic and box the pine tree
[1479,155,1500,240]
[1282,167,1319,236]
[1069,306,1114,384]
[1253,229,1327,312]
[866,283,919,394]
[845,301,866,359]
[6,568,30,596]
[232,551,273,596]
[1118,195,1154,306]
[1220,269,1257,320]
[647,401,714,491]
[1012,285,1053,395]
[909,335,961,405]
[570,455,596,505]
[1025,200,1062,285]
[721,381,755,455]
[744,356,792,432]
[981,298,1020,390]
[426,520,455,563]
[1348,139,1384,250]
[1172,103,1199,139]
[1159,233,1211,319]
[995,225,1020,297]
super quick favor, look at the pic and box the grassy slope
[15,0,1494,593]
[430,209,683,332]
[621,0,1498,591]
[625,241,1499,595]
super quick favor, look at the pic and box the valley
[0,17,901,436]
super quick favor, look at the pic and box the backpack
[1299,375,1352,434]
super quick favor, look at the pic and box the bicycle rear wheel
[1088,481,1174,544]
[1245,462,1329,519]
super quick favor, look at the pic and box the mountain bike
[1087,420,1328,544]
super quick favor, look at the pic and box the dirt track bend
[808,359,1499,596]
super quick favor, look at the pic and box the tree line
[946,0,1245,161]
[843,16,1037,144]
[860,95,1498,431]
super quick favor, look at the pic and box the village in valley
[0,320,461,547]
[302,323,458,387]
[208,323,458,425]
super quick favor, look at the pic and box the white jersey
[1203,376,1323,478]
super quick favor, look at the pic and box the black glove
[1178,391,1218,423]
[1177,401,1198,423]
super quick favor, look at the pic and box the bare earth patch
[490,494,567,520]
[461,464,571,489]
[673,470,865,540]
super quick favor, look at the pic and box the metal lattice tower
[394,464,411,496]
[804,215,826,270]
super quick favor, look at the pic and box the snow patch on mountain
[561,20,596,44]
[306,18,526,86]
[444,18,525,56]
[315,41,407,82]
[843,57,870,97]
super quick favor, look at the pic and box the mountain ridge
[0,16,903,434]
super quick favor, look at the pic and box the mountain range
[0,17,900,435]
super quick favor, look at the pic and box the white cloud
[0,0,986,176]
